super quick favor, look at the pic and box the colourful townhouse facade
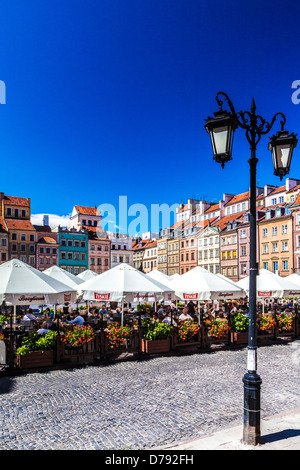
[55,227,89,275]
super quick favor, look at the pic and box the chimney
[43,214,49,226]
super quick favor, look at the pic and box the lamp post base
[242,371,262,446]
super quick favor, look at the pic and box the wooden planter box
[231,331,248,344]
[17,350,54,369]
[141,339,170,354]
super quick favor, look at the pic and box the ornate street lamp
[204,109,238,168]
[269,129,298,180]
[205,92,297,446]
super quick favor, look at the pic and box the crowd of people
[6,296,299,336]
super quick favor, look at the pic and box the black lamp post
[205,92,297,446]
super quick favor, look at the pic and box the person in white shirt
[178,308,192,323]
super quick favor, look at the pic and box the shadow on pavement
[0,377,15,395]
[261,429,300,444]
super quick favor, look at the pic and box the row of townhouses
[133,177,300,281]
[0,193,133,275]
[2,176,300,281]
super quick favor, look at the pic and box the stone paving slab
[0,343,299,450]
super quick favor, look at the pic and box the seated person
[37,321,52,335]
[67,312,85,327]
[178,308,192,323]
[23,309,38,326]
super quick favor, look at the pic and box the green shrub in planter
[231,312,249,332]
[17,330,57,356]
[142,319,172,340]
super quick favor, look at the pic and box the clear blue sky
[0,0,300,234]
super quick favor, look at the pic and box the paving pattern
[0,342,299,450]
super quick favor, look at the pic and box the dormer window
[266,211,271,219]
[276,208,281,217]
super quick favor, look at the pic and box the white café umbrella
[172,266,244,301]
[0,259,77,323]
[43,265,84,290]
[236,269,300,299]
[285,273,300,288]
[76,269,98,281]
[79,263,174,326]
[147,270,175,289]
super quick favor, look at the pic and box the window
[272,226,277,236]
[12,233,17,240]
[6,208,11,216]
[21,209,26,217]
[1,253,6,261]
[67,253,73,260]
[282,260,288,271]
[21,234,26,241]
[12,244,17,252]
[81,241,86,248]
[241,246,246,256]
[29,245,34,252]
[263,244,268,254]
[262,228,268,237]
[20,244,26,252]
[272,242,278,252]
[14,208,19,217]
[61,252,66,260]
[30,235,34,242]
[68,240,73,247]
[241,263,247,275]
[240,229,246,238]
[61,239,66,246]
[279,196,284,203]
[263,262,269,270]
[1,238,6,246]
[242,203,246,211]
[233,267,237,277]
[272,198,277,205]
[282,224,288,234]
[282,241,288,251]
[90,258,95,265]
[272,261,278,272]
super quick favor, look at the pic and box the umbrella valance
[172,266,244,301]
[236,269,300,298]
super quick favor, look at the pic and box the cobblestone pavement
[0,343,299,450]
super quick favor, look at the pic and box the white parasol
[79,263,174,325]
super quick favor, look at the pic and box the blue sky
[1,0,300,234]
